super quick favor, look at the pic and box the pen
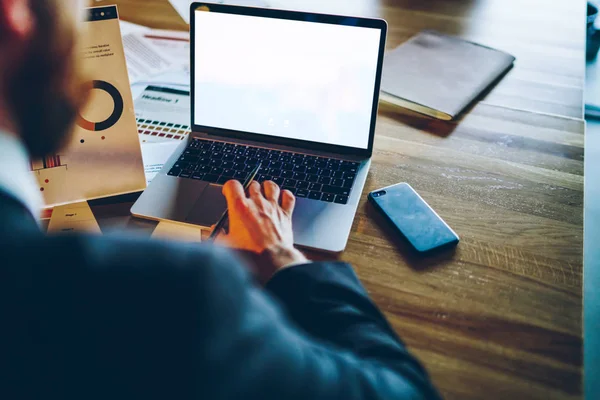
[208,162,262,241]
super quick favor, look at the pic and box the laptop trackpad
[185,184,228,227]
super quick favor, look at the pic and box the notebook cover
[381,30,515,119]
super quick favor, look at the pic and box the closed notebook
[380,30,516,120]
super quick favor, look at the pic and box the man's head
[0,0,88,159]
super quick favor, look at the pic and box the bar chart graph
[30,155,66,172]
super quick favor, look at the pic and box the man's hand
[218,180,308,281]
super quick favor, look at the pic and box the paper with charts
[30,5,146,208]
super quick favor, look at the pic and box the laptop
[131,2,387,252]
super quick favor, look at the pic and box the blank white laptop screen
[193,10,382,150]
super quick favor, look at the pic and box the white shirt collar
[0,129,44,222]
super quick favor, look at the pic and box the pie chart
[77,80,124,131]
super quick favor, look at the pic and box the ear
[0,0,34,39]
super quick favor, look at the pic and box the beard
[5,1,89,159]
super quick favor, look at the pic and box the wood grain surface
[89,1,586,398]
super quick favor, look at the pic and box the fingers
[280,189,296,216]
[223,180,247,211]
[247,181,264,203]
[262,181,280,203]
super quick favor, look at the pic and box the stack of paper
[119,20,190,85]
[141,142,181,185]
[48,202,102,234]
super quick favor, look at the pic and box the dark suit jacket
[0,190,441,399]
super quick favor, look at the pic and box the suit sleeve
[199,255,442,400]
[264,262,442,399]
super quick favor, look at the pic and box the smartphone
[368,183,459,253]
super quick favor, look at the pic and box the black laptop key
[318,176,331,185]
[308,191,322,200]
[272,177,284,186]
[332,170,344,179]
[320,169,332,177]
[302,158,315,167]
[269,169,282,178]
[305,166,319,175]
[197,165,210,173]
[222,161,234,169]
[211,167,224,175]
[259,160,272,168]
[247,157,260,166]
[281,155,292,163]
[334,195,349,204]
[168,167,181,176]
[308,183,322,192]
[204,174,219,183]
[184,149,200,156]
[212,152,224,160]
[222,169,235,178]
[322,193,335,202]
[244,164,256,172]
[192,173,205,180]
[234,171,248,180]
[233,163,245,171]
[283,163,294,171]
[271,161,283,169]
[175,161,190,170]
[343,179,354,189]
[296,189,309,198]
[235,155,247,164]
[297,181,310,190]
[223,154,235,161]
[293,172,307,181]
[280,170,294,178]
[326,162,340,171]
[235,147,248,155]
[197,157,210,166]
[331,178,344,187]
[283,179,297,187]
[322,185,350,196]
[293,165,307,173]
[345,173,356,181]
[340,163,358,173]
[307,174,319,183]
[315,159,327,168]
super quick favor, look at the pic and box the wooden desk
[91,1,586,399]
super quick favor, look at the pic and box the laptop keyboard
[167,139,359,205]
